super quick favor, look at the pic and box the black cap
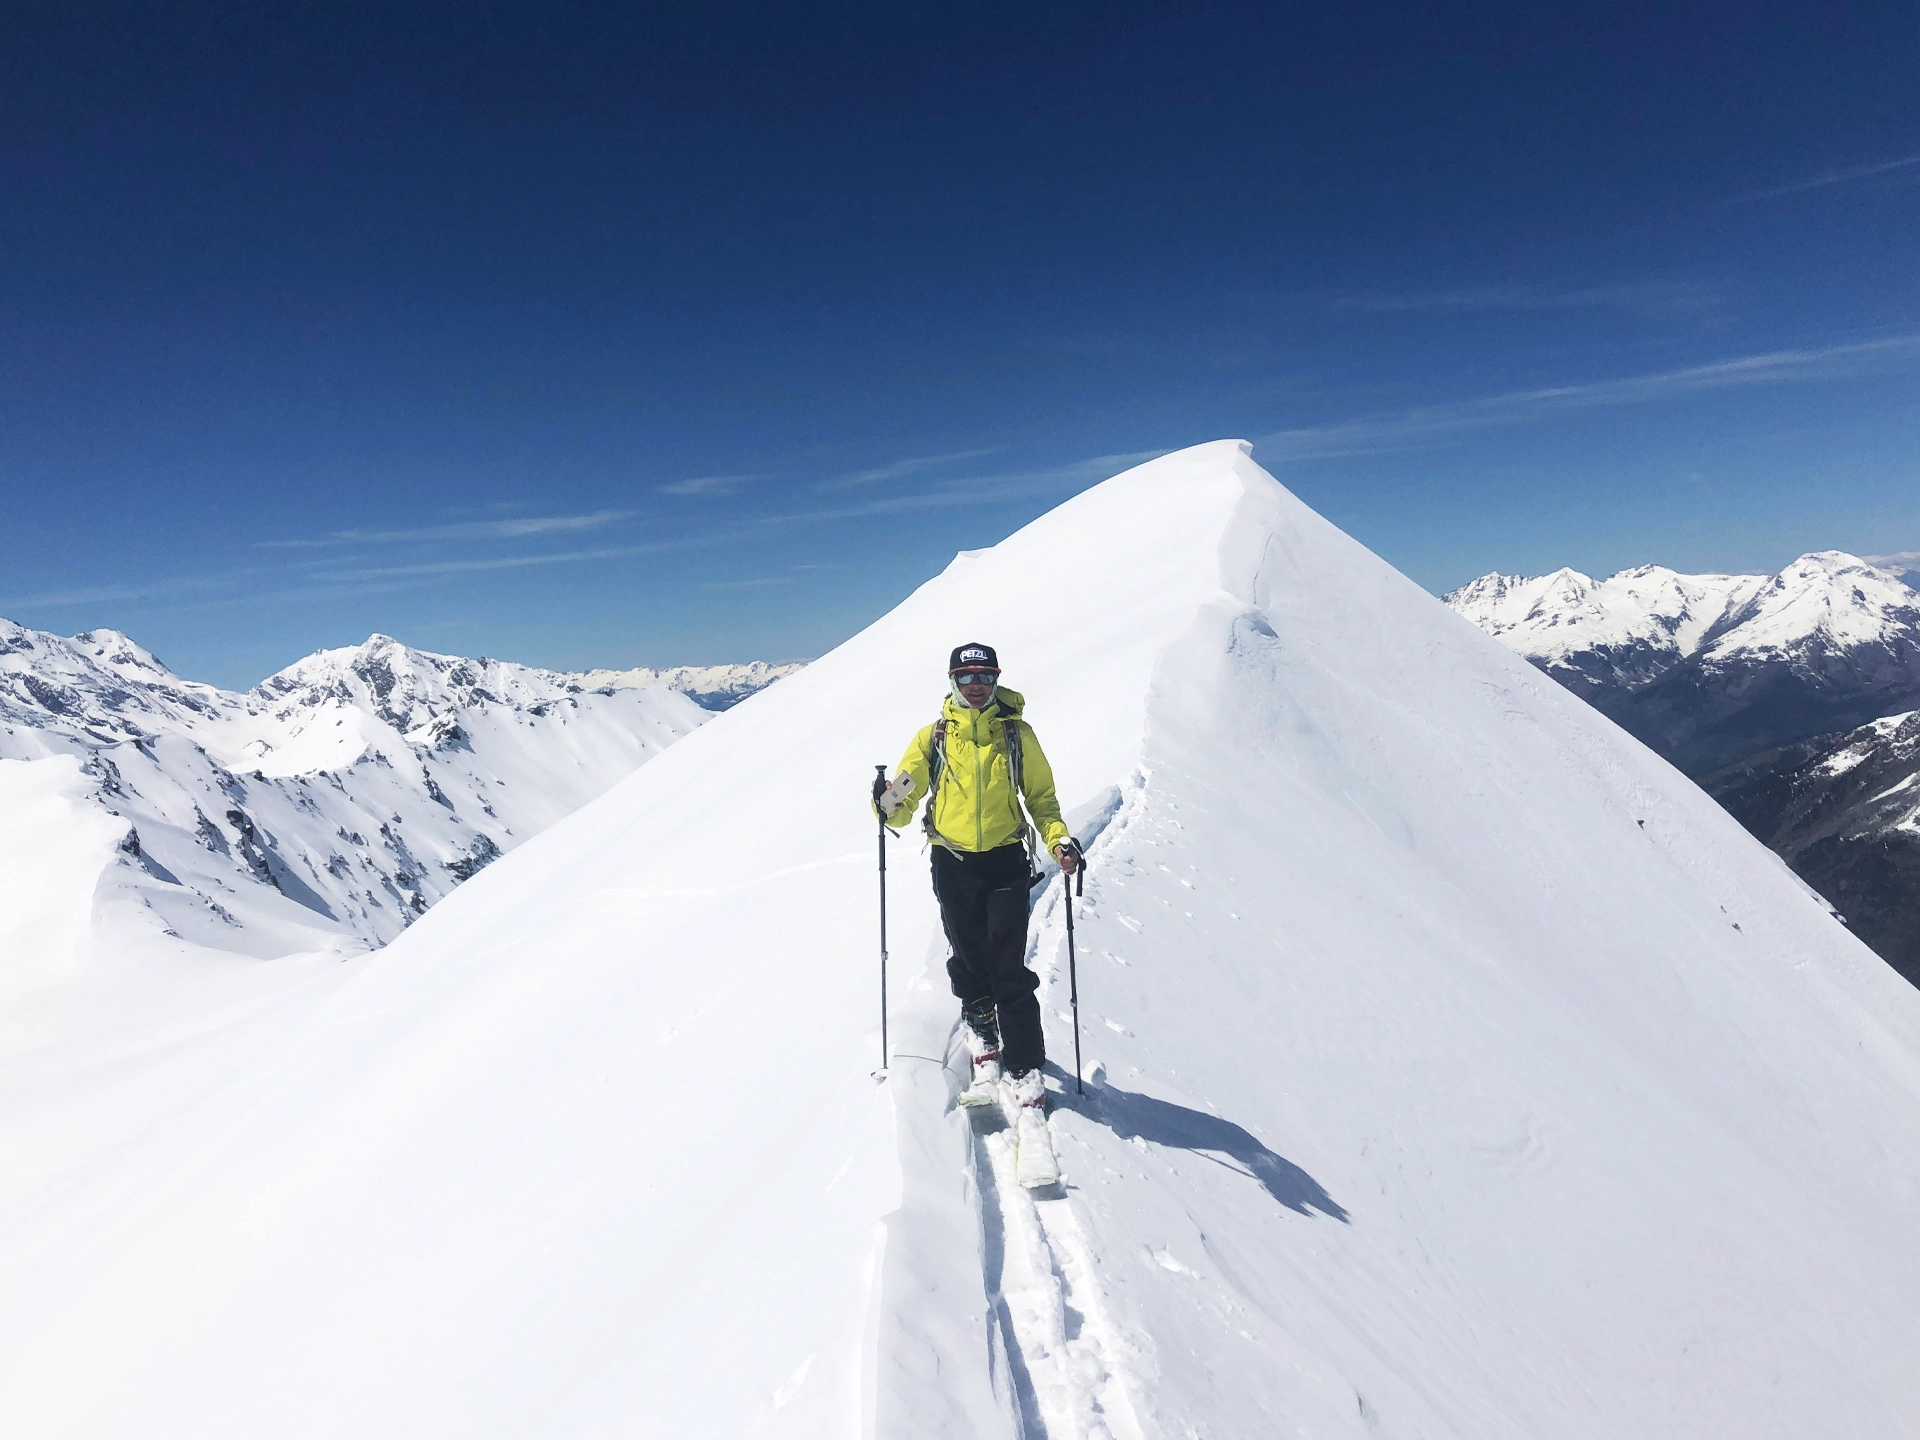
[949,642,999,674]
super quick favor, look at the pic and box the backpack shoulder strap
[922,717,949,839]
[1001,712,1041,873]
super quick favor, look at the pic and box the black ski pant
[931,842,1043,1075]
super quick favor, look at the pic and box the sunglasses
[953,669,1000,686]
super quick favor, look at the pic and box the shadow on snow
[1044,1062,1350,1223]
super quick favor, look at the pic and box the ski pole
[873,765,890,1073]
[1062,839,1086,1094]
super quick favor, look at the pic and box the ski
[958,1042,1003,1108]
[1003,1072,1060,1188]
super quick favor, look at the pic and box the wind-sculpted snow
[4,443,1919,1438]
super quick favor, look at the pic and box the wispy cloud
[1741,154,1920,201]
[1256,334,1920,462]
[4,531,744,615]
[2,573,250,609]
[698,576,793,590]
[0,557,348,610]
[761,449,1167,524]
[1864,550,1920,568]
[325,532,741,582]
[1333,280,1721,320]
[659,474,756,496]
[815,447,1001,492]
[258,510,637,548]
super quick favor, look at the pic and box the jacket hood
[943,685,1026,722]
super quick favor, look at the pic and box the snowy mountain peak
[1,618,243,737]
[1710,551,1920,660]
[70,628,179,681]
[255,634,585,733]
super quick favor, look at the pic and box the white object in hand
[878,769,916,816]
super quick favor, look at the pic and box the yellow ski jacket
[884,687,1072,855]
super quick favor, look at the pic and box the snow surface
[4,442,1920,1437]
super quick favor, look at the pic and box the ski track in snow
[947,771,1155,1440]
[958,1046,1145,1440]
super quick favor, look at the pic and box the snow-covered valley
[3,442,1919,1438]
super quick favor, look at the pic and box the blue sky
[2,1,1916,687]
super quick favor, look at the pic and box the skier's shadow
[1044,1062,1349,1223]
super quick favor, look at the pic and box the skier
[873,643,1079,1185]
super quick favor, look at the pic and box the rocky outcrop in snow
[1704,710,1920,984]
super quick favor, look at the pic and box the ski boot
[1005,1067,1060,1188]
[957,998,1003,1108]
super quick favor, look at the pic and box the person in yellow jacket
[874,642,1079,1107]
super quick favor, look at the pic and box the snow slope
[4,442,1919,1438]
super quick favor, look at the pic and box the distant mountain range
[1447,552,1920,983]
[0,623,800,965]
[573,659,806,710]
